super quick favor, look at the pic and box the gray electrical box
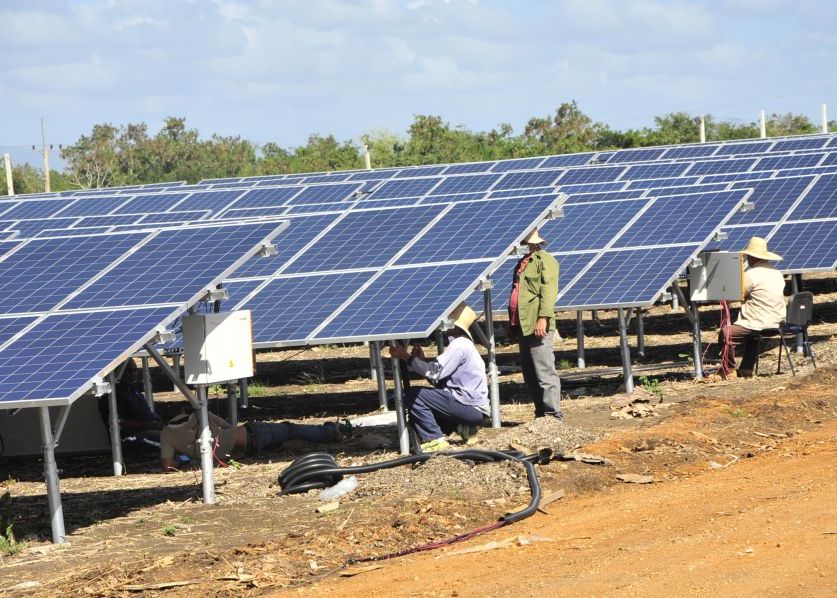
[689,251,745,302]
[182,311,254,385]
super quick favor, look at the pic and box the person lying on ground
[98,359,164,455]
[389,302,489,453]
[160,413,347,472]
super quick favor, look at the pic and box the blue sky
[1,0,836,169]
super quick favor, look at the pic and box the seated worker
[160,413,345,471]
[389,302,489,453]
[98,359,164,455]
[717,237,786,379]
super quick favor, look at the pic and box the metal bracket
[477,278,494,291]
[259,243,278,257]
[713,231,728,242]
[52,406,71,444]
[739,201,755,213]
[659,292,673,302]
[689,258,702,269]
[547,207,565,219]
[509,244,527,256]
[202,287,230,303]
[92,380,111,396]
[152,328,177,344]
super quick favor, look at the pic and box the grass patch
[638,375,663,398]
[163,524,177,537]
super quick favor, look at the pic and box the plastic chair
[757,292,816,376]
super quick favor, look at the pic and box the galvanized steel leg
[172,353,181,379]
[390,341,410,455]
[197,386,216,504]
[227,383,238,426]
[671,284,680,310]
[239,379,249,409]
[367,342,377,384]
[39,407,66,544]
[435,329,445,355]
[373,341,388,411]
[617,308,634,393]
[141,356,154,412]
[636,307,646,358]
[576,311,585,369]
[483,285,501,429]
[107,372,124,476]
[792,274,803,354]
[691,301,704,379]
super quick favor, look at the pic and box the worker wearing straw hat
[389,302,489,453]
[508,228,562,418]
[717,236,787,379]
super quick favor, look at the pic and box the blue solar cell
[395,166,446,178]
[604,148,666,164]
[556,166,626,185]
[442,161,498,175]
[288,183,363,204]
[648,183,730,195]
[559,181,630,194]
[556,245,698,309]
[200,176,244,184]
[623,163,691,180]
[55,196,128,217]
[492,170,563,191]
[420,193,486,204]
[539,199,646,252]
[139,211,210,224]
[207,181,254,190]
[0,316,37,345]
[5,218,82,237]
[314,262,489,341]
[770,137,830,152]
[786,173,837,220]
[0,233,143,314]
[613,189,749,248]
[240,272,372,343]
[564,190,647,203]
[367,177,442,200]
[303,173,353,184]
[286,205,444,273]
[728,176,814,225]
[74,215,141,228]
[709,225,775,252]
[431,173,502,195]
[397,195,558,265]
[0,200,71,220]
[822,152,837,166]
[35,226,112,238]
[491,157,546,172]
[540,153,595,168]
[348,170,398,182]
[686,158,758,176]
[768,220,837,272]
[754,153,825,171]
[700,171,773,184]
[489,187,556,199]
[231,187,304,209]
[715,141,773,156]
[112,193,189,214]
[175,190,246,212]
[218,207,290,219]
[0,307,173,404]
[357,198,426,208]
[65,222,285,309]
[776,165,837,177]
[659,145,719,159]
[828,136,837,148]
[626,176,701,190]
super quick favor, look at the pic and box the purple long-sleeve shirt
[408,336,489,415]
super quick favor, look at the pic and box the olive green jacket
[512,249,559,336]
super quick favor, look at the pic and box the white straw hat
[742,236,782,261]
[449,302,478,339]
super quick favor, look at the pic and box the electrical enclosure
[689,251,745,302]
[183,311,254,384]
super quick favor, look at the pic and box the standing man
[509,228,562,419]
[717,237,786,378]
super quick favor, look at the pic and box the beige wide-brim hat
[523,228,546,245]
[449,302,478,339]
[742,236,782,262]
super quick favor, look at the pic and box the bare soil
[1,275,836,596]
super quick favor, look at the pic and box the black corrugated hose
[277,447,554,562]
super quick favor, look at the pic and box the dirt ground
[1,275,836,596]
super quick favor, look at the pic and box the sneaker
[736,368,754,379]
[419,438,450,453]
[455,424,478,442]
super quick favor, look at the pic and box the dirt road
[284,421,837,597]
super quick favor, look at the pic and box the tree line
[2,101,833,195]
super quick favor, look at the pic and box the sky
[1,0,836,169]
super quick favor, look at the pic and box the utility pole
[3,154,13,196]
[41,117,51,192]
[363,143,372,170]
[822,104,829,133]
[759,110,767,138]
[699,115,706,143]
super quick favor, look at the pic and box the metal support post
[144,343,199,409]
[367,342,377,384]
[197,386,216,504]
[691,301,704,379]
[107,373,124,476]
[390,341,410,455]
[239,378,249,409]
[822,104,828,133]
[576,311,586,369]
[435,329,445,355]
[792,274,803,353]
[227,382,238,426]
[759,110,767,138]
[373,341,388,411]
[636,307,646,358]
[483,283,501,429]
[617,308,634,393]
[699,115,706,143]
[38,407,66,544]
[141,356,154,412]
[172,352,181,379]
[671,284,680,310]
[3,154,13,196]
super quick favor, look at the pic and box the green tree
[522,101,603,154]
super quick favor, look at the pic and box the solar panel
[348,170,398,182]
[443,161,498,175]
[621,162,691,180]
[754,153,825,171]
[367,177,441,200]
[419,192,486,204]
[492,170,563,191]
[539,153,594,168]
[709,225,775,252]
[0,316,38,345]
[728,176,815,225]
[604,148,666,164]
[218,207,290,219]
[556,165,626,185]
[771,137,830,152]
[303,173,353,184]
[490,157,546,172]
[715,140,773,156]
[288,182,363,204]
[685,158,757,176]
[394,166,447,178]
[175,190,247,212]
[767,219,837,273]
[4,218,82,237]
[139,211,211,224]
[786,173,837,220]
[112,193,189,214]
[431,173,501,195]
[0,200,70,221]
[700,171,774,184]
[563,190,646,203]
[823,152,837,166]
[660,144,719,159]
[538,199,648,252]
[230,187,303,210]
[626,176,701,190]
[646,183,730,195]
[55,196,128,217]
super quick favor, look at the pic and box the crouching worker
[389,302,489,453]
[99,359,164,456]
[160,413,345,472]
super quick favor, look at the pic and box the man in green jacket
[508,228,562,419]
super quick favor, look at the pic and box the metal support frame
[373,341,388,411]
[239,378,249,409]
[671,284,680,310]
[636,307,646,358]
[196,385,216,505]
[792,274,803,354]
[144,343,199,409]
[576,311,585,369]
[389,341,410,455]
[39,407,66,544]
[172,352,182,379]
[367,342,377,384]
[227,382,238,426]
[690,301,704,379]
[482,282,501,429]
[107,372,124,476]
[617,308,634,393]
[435,329,445,355]
[141,356,154,412]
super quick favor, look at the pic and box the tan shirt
[160,412,238,460]
[736,264,786,330]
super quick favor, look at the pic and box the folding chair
[757,291,816,376]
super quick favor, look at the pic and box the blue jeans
[245,421,337,454]
[405,387,485,443]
